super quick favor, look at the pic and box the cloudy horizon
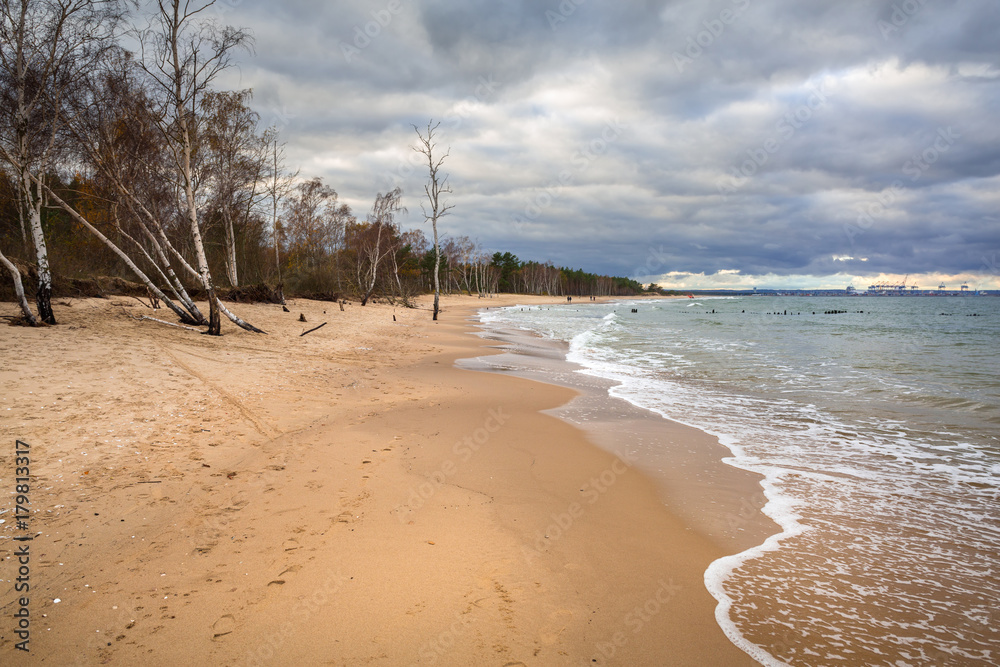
[212,0,1000,290]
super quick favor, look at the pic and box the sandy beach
[1,294,761,665]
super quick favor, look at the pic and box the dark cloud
[217,0,1000,288]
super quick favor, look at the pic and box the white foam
[474,299,1000,663]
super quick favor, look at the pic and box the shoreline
[1,294,758,665]
[458,314,777,555]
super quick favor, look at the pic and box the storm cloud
[216,0,1000,289]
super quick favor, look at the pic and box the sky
[211,0,1000,290]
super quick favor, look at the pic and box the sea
[472,296,999,666]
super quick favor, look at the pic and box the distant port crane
[867,275,909,293]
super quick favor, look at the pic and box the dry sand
[1,294,758,665]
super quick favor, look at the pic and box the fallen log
[300,322,327,337]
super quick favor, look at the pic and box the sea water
[477,296,999,666]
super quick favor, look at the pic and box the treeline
[0,167,643,303]
[0,0,639,333]
[482,252,642,297]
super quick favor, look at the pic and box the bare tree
[355,187,404,306]
[281,176,350,293]
[136,0,260,335]
[57,60,209,325]
[282,177,335,271]
[265,130,296,302]
[472,252,498,297]
[451,235,475,295]
[0,0,128,325]
[412,120,453,321]
[14,164,212,325]
[202,89,270,288]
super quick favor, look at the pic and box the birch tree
[283,177,336,273]
[0,0,127,324]
[281,176,351,293]
[136,0,260,335]
[451,235,475,295]
[265,130,296,301]
[412,121,453,321]
[355,187,403,307]
[57,62,204,322]
[202,89,269,288]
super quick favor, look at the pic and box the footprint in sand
[278,565,301,578]
[194,544,216,554]
[224,494,250,512]
[283,538,300,551]
[538,609,574,644]
[211,614,235,640]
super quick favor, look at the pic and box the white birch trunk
[216,297,266,333]
[177,111,220,333]
[36,179,196,324]
[130,213,205,322]
[0,247,37,325]
[222,205,238,287]
[22,178,55,323]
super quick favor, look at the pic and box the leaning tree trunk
[216,298,266,333]
[132,215,206,323]
[105,175,207,321]
[179,116,221,335]
[37,181,199,325]
[0,248,37,325]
